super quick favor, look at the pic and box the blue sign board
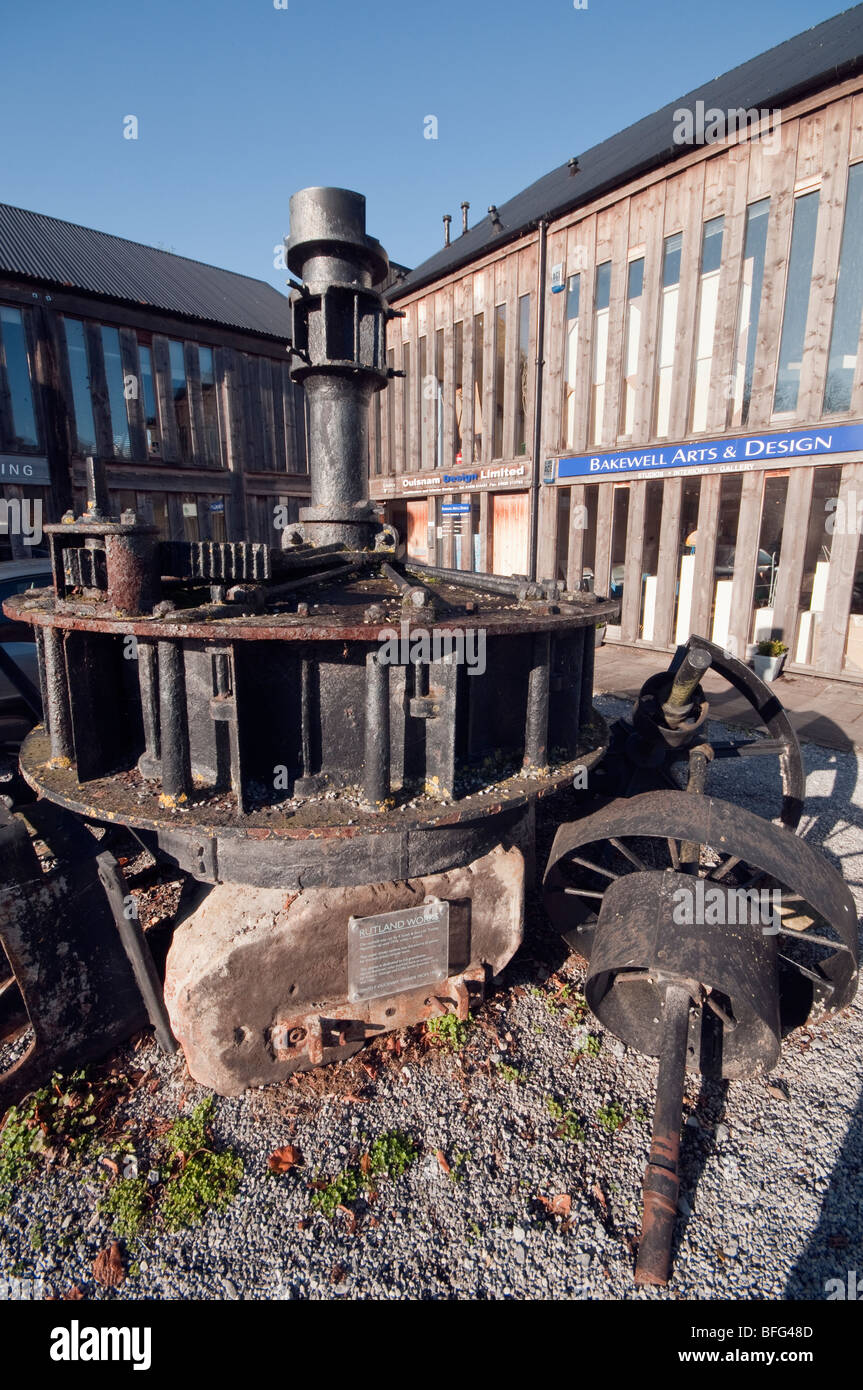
[441,503,472,514]
[556,423,863,481]
[0,455,51,485]
[209,499,225,513]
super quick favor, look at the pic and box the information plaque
[347,898,450,1004]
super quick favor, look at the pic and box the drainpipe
[528,218,548,582]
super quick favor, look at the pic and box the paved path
[595,643,863,751]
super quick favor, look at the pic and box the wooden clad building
[375,6,863,682]
[0,205,308,555]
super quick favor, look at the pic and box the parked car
[0,558,52,707]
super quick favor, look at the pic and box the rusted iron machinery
[0,187,857,1288]
[544,638,858,1283]
[1,187,614,1103]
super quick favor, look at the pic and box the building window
[620,258,644,437]
[453,322,464,464]
[434,328,444,468]
[591,262,612,445]
[690,216,724,433]
[472,312,484,462]
[563,273,580,450]
[773,190,820,414]
[824,162,863,414]
[654,232,683,438]
[638,479,665,640]
[63,318,97,456]
[181,494,199,541]
[402,343,411,470]
[730,199,770,428]
[169,341,191,462]
[199,346,220,464]
[493,303,506,459]
[515,293,530,456]
[418,335,430,469]
[100,326,132,459]
[138,342,161,457]
[0,306,38,449]
[793,464,841,665]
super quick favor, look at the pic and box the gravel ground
[1,695,862,1301]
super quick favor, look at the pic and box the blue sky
[0,0,852,290]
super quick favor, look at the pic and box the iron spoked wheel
[599,636,806,831]
[542,791,858,1034]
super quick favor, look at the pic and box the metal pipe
[635,981,692,1286]
[380,561,431,607]
[680,743,714,867]
[528,218,548,582]
[157,640,191,801]
[363,651,390,808]
[406,561,531,599]
[43,625,73,761]
[137,640,160,779]
[523,632,551,769]
[665,646,711,715]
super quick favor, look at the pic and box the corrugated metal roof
[0,204,292,339]
[391,4,863,299]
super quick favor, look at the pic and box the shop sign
[377,462,529,496]
[557,423,863,482]
[0,455,51,485]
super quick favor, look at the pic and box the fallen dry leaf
[549,1192,572,1216]
[436,1149,451,1177]
[92,1242,126,1289]
[336,1205,357,1234]
[267,1144,304,1173]
[62,1286,85,1301]
[591,1183,608,1215]
[99,1157,119,1177]
[360,1153,372,1177]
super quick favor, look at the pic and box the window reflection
[773,191,820,414]
[0,306,38,448]
[824,162,863,414]
[101,326,131,459]
[730,199,769,428]
[63,318,97,456]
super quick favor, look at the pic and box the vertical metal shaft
[523,631,551,769]
[364,650,390,808]
[43,625,73,761]
[680,743,714,867]
[635,981,692,1286]
[137,640,161,779]
[157,640,191,801]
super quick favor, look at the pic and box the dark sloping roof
[0,204,292,339]
[391,4,863,299]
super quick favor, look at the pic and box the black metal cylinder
[287,187,389,550]
[523,632,551,769]
[364,650,391,808]
[43,625,73,761]
[157,640,191,801]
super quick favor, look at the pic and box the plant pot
[595,625,607,647]
[752,653,785,683]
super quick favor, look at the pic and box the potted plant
[752,638,788,683]
[595,619,607,647]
